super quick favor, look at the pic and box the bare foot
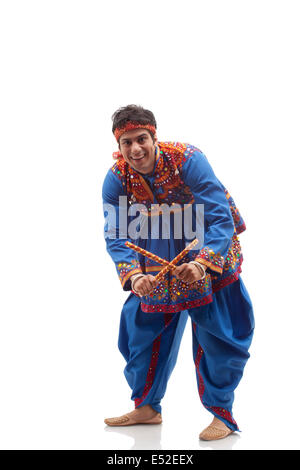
[126,405,158,421]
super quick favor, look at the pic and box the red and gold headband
[114,121,156,142]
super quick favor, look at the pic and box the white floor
[100,325,299,451]
[1,313,297,451]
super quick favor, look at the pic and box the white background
[0,0,299,450]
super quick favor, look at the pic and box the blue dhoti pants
[118,277,254,431]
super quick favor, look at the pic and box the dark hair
[112,104,157,139]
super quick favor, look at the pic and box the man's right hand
[132,275,158,297]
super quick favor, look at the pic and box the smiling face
[119,128,157,174]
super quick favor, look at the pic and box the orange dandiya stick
[154,239,199,282]
[125,241,177,269]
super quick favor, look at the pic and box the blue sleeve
[102,170,142,290]
[181,149,235,273]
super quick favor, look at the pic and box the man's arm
[180,148,235,276]
[102,169,144,291]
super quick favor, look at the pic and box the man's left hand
[172,263,206,283]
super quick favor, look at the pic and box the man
[102,104,254,440]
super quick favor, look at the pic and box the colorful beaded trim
[225,189,246,235]
[141,295,213,313]
[114,122,156,142]
[195,247,224,274]
[117,259,142,288]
